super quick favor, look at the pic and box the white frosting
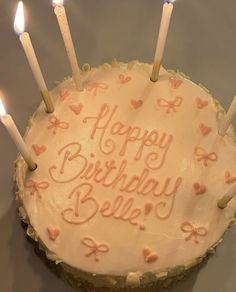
[16,62,236,278]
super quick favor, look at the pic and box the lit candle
[151,0,175,82]
[53,0,83,91]
[0,98,36,171]
[218,95,236,136]
[14,1,54,113]
[218,183,236,209]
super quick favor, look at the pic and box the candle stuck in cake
[151,0,175,82]
[53,0,83,91]
[219,95,236,136]
[0,97,36,171]
[14,1,54,113]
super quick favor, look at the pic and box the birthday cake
[15,61,236,291]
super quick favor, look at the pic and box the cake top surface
[16,61,236,277]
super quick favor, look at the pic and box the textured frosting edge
[14,196,236,290]
[14,60,236,289]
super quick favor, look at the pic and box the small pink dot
[139,224,146,231]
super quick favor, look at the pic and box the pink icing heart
[225,171,236,184]
[119,74,132,84]
[193,183,207,195]
[47,227,60,241]
[142,247,151,258]
[32,144,46,156]
[145,254,158,263]
[142,247,158,263]
[70,104,83,115]
[199,123,212,136]
[196,97,208,109]
[59,90,70,101]
[131,99,143,109]
[169,77,183,89]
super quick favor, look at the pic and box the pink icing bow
[86,81,108,96]
[157,96,183,113]
[181,222,208,244]
[25,180,50,198]
[81,237,109,261]
[48,116,69,135]
[194,146,217,167]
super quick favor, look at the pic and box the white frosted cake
[15,61,236,291]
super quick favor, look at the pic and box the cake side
[15,61,236,289]
[15,202,235,291]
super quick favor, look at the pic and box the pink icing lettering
[61,183,99,225]
[83,104,173,169]
[83,104,117,155]
[50,142,182,208]
[49,143,87,183]
[106,166,148,193]
[100,195,142,226]
[49,140,183,225]
[60,151,70,174]
[154,177,183,219]
[135,132,173,170]
[60,185,143,228]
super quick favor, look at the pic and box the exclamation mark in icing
[139,203,153,230]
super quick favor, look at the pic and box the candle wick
[29,163,38,172]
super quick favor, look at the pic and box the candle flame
[14,1,25,35]
[0,99,6,116]
[164,0,176,3]
[52,0,64,6]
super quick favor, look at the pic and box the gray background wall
[1,0,236,291]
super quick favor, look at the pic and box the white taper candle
[14,1,54,113]
[219,95,236,136]
[19,33,54,113]
[54,4,83,91]
[151,1,174,82]
[0,99,36,171]
[218,183,236,209]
